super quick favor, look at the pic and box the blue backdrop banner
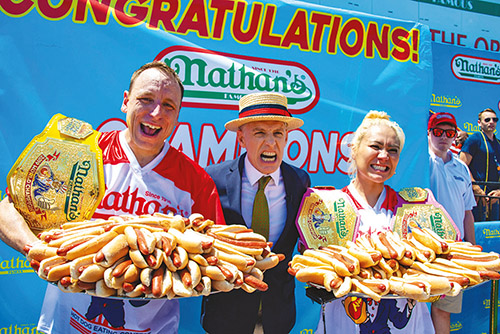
[1,1,434,332]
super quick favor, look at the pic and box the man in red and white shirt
[0,62,224,334]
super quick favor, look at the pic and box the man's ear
[237,129,246,149]
[121,91,129,114]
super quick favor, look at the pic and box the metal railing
[472,181,499,334]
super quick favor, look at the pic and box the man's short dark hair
[129,61,184,98]
[478,108,496,120]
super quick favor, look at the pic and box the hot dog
[402,237,436,263]
[193,276,212,296]
[254,253,284,271]
[402,270,452,295]
[213,239,263,257]
[65,230,120,260]
[57,276,83,293]
[409,223,449,255]
[154,231,176,256]
[294,267,342,292]
[70,254,106,283]
[94,234,130,267]
[172,271,194,297]
[168,228,214,254]
[26,242,58,262]
[38,255,71,281]
[333,276,352,298]
[86,279,116,297]
[351,278,389,301]
[346,240,382,268]
[389,276,431,300]
[372,231,405,260]
[447,252,500,272]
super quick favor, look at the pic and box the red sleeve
[191,173,226,225]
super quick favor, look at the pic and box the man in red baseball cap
[427,112,476,334]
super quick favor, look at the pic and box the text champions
[2,0,421,62]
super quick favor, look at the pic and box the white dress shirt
[241,156,287,246]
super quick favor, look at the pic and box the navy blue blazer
[201,153,311,334]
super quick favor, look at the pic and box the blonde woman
[315,111,435,334]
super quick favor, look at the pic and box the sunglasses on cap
[484,117,499,123]
[431,128,457,138]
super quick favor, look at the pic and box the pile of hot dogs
[289,222,500,301]
[25,213,284,298]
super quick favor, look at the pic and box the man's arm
[463,210,476,244]
[0,197,38,254]
[460,151,486,197]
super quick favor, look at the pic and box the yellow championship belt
[296,187,358,249]
[7,114,105,233]
[392,187,458,240]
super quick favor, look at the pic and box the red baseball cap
[428,112,457,130]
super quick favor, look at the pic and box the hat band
[240,104,291,118]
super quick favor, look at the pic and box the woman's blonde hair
[348,110,405,177]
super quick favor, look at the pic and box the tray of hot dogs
[26,213,284,299]
[289,222,500,302]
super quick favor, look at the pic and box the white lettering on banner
[169,122,352,175]
[308,130,339,174]
[198,125,238,167]
[286,129,309,169]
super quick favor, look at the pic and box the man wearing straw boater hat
[201,92,311,333]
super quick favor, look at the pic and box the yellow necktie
[252,176,271,240]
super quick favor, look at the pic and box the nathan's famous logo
[430,211,446,238]
[452,54,500,84]
[333,198,349,239]
[0,256,33,275]
[450,321,463,331]
[483,228,500,239]
[155,46,319,114]
[430,94,462,108]
[64,160,92,221]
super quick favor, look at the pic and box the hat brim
[225,115,304,131]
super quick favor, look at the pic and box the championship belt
[7,114,105,233]
[392,187,458,240]
[296,187,358,249]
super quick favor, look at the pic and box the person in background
[427,112,476,334]
[315,110,434,334]
[201,92,311,334]
[449,130,468,155]
[0,61,224,334]
[460,108,500,221]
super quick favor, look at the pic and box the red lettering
[149,0,178,31]
[366,23,390,59]
[101,191,120,211]
[259,4,281,46]
[327,15,342,54]
[0,0,34,16]
[475,37,489,50]
[391,27,411,61]
[209,0,235,40]
[143,200,161,214]
[177,0,209,37]
[129,188,146,215]
[114,0,149,26]
[74,0,111,23]
[282,9,309,51]
[38,0,72,19]
[232,1,262,43]
[310,12,332,52]
[339,19,364,57]
[430,29,440,42]
[457,34,467,47]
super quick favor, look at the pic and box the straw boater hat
[224,92,304,131]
